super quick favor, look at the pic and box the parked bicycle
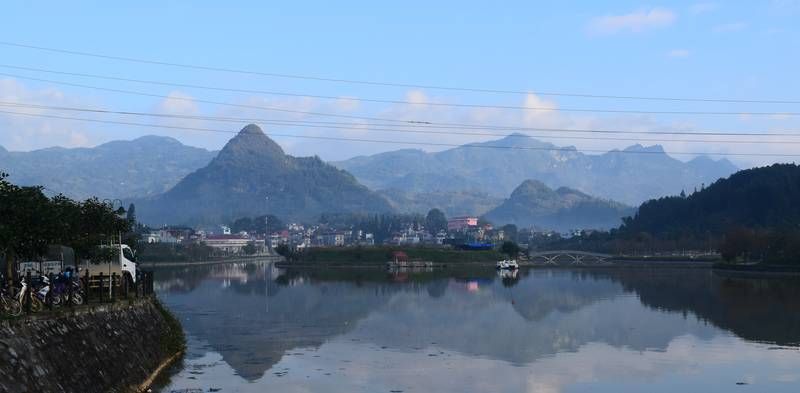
[0,281,22,317]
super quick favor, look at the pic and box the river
[153,261,800,392]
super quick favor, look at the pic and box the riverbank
[520,259,716,268]
[712,262,800,277]
[140,255,283,267]
[282,246,504,267]
[0,298,184,393]
[280,260,717,270]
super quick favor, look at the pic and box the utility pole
[265,196,270,255]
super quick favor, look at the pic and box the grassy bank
[290,246,505,266]
[712,262,800,274]
[145,298,187,392]
[611,255,721,262]
[152,298,185,356]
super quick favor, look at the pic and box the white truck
[83,243,139,284]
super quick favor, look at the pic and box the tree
[126,203,137,225]
[425,208,447,234]
[231,217,254,233]
[242,241,257,255]
[0,174,134,280]
[231,214,285,235]
[0,173,56,282]
[274,244,292,260]
[500,241,521,258]
[76,198,131,264]
[501,224,518,243]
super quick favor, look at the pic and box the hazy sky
[1,1,799,167]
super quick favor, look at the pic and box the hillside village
[140,214,574,257]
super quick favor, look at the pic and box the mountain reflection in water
[154,262,800,392]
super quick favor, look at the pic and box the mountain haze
[334,134,738,206]
[0,136,216,200]
[379,189,503,217]
[135,124,393,225]
[484,180,634,231]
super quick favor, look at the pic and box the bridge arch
[527,250,613,266]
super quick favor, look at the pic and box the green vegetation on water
[290,246,504,266]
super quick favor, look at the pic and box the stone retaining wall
[0,299,182,393]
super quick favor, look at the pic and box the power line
[2,67,799,117]
[5,64,800,115]
[0,71,411,124]
[1,40,797,104]
[1,108,798,158]
[0,101,800,137]
[2,101,800,145]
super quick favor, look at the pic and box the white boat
[496,259,519,270]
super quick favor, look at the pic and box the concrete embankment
[0,298,184,393]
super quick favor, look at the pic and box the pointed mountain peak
[512,179,554,198]
[717,158,738,170]
[214,124,286,166]
[688,155,739,173]
[239,123,266,136]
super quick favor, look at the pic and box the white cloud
[667,49,691,58]
[689,3,717,15]
[334,96,360,112]
[0,78,94,151]
[2,78,796,169]
[405,90,430,106]
[713,22,748,33]
[522,93,560,127]
[156,90,199,115]
[587,8,676,35]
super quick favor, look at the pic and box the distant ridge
[0,135,216,200]
[334,133,738,206]
[484,180,634,231]
[135,124,393,225]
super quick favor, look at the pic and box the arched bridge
[527,250,614,266]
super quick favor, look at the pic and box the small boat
[496,259,519,270]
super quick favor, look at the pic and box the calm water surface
[154,262,800,392]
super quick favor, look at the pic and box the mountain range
[133,124,392,225]
[0,135,216,200]
[334,134,738,206]
[2,128,742,229]
[483,180,634,231]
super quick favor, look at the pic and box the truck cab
[85,243,139,284]
[119,244,138,283]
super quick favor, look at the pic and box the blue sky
[0,1,798,167]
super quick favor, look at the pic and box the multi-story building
[204,234,265,255]
[315,231,345,247]
[447,216,478,232]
